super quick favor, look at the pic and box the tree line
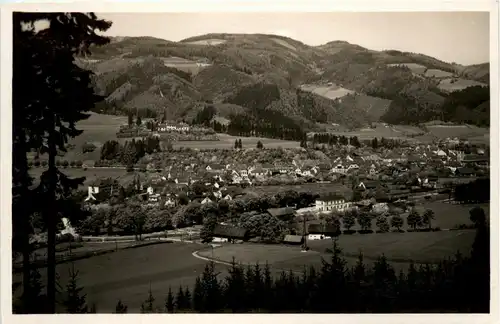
[453,178,489,204]
[100,137,161,166]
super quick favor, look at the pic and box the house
[358,181,378,190]
[347,164,360,171]
[213,190,223,199]
[362,154,381,162]
[331,164,348,174]
[164,196,176,207]
[267,207,296,220]
[307,224,340,240]
[239,167,249,177]
[435,149,447,157]
[201,197,213,205]
[158,123,190,132]
[84,186,99,202]
[250,167,268,177]
[206,164,224,172]
[212,224,249,243]
[147,186,161,202]
[315,194,351,212]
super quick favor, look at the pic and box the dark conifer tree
[224,258,246,312]
[165,287,175,313]
[114,300,128,313]
[13,13,112,312]
[141,284,155,313]
[184,286,192,310]
[175,286,185,311]
[62,263,88,313]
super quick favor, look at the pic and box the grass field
[424,69,454,78]
[425,125,489,140]
[200,228,476,274]
[299,84,355,101]
[307,230,476,263]
[245,183,350,196]
[438,78,487,93]
[172,133,301,149]
[325,123,426,141]
[29,167,129,187]
[13,242,223,312]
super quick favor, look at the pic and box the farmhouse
[331,164,348,174]
[267,207,296,220]
[315,194,351,212]
[157,122,190,132]
[307,224,340,240]
[212,224,249,243]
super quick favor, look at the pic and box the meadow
[199,229,476,274]
[13,242,217,312]
[438,78,488,93]
[173,133,301,149]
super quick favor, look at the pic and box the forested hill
[79,33,490,131]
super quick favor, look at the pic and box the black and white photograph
[3,3,497,318]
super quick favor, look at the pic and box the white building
[315,194,352,212]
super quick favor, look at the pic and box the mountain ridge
[85,33,490,130]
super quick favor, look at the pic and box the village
[71,131,489,245]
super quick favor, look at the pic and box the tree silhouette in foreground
[13,12,112,312]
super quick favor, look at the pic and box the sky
[97,12,489,65]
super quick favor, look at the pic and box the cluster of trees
[234,139,243,149]
[49,223,488,313]
[309,133,405,150]
[188,191,318,238]
[453,178,489,204]
[100,137,161,165]
[381,85,490,127]
[28,159,85,169]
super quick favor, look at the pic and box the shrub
[358,229,374,234]
[28,160,33,168]
[375,216,390,233]
[62,160,69,168]
[76,161,83,168]
[342,229,356,235]
[126,164,135,173]
[70,161,76,167]
[41,160,48,167]
[34,160,41,167]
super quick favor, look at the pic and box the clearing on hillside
[438,78,488,93]
[184,39,227,46]
[425,124,489,140]
[424,69,454,78]
[299,83,355,100]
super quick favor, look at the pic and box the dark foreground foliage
[14,224,489,314]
